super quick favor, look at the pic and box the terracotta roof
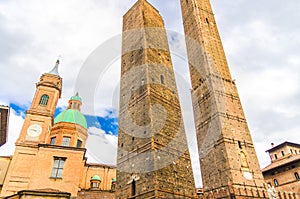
[262,154,300,173]
[266,141,300,152]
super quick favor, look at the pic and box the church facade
[0,61,116,199]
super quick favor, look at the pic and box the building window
[274,154,278,159]
[92,182,98,188]
[39,94,49,106]
[295,172,300,180]
[62,137,71,147]
[51,157,66,178]
[274,179,279,186]
[160,75,164,85]
[50,137,56,145]
[281,151,285,156]
[131,179,136,198]
[76,140,82,148]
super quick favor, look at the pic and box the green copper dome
[112,178,117,183]
[70,93,82,102]
[91,175,101,181]
[54,109,87,129]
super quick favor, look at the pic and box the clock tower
[1,60,62,196]
[17,60,62,144]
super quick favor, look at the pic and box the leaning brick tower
[116,0,196,198]
[180,0,268,198]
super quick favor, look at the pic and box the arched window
[274,179,279,186]
[295,172,300,180]
[39,94,49,106]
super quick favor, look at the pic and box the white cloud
[86,127,118,165]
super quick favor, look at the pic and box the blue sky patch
[9,103,119,136]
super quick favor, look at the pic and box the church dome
[91,175,101,181]
[54,109,87,129]
[70,94,82,102]
[54,93,87,129]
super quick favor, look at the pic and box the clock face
[27,124,42,137]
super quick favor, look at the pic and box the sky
[0,0,300,188]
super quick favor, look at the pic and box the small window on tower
[274,179,279,186]
[39,94,49,106]
[62,137,71,147]
[50,137,56,145]
[274,154,278,159]
[160,75,164,85]
[238,141,242,149]
[131,179,136,198]
[281,151,285,156]
[295,172,300,180]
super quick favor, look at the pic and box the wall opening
[131,179,136,198]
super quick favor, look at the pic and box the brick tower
[1,60,62,196]
[180,0,268,198]
[116,0,196,198]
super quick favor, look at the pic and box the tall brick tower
[180,0,268,198]
[116,0,196,198]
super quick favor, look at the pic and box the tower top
[123,0,162,32]
[48,59,60,76]
[69,92,82,103]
